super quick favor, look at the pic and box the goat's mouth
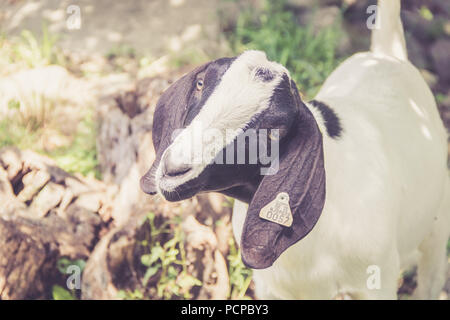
[159,179,203,202]
[157,167,205,202]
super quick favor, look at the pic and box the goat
[140,0,450,299]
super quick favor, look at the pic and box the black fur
[309,99,343,139]
[255,67,275,82]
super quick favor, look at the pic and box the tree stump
[0,147,112,299]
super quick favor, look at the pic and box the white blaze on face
[157,50,290,192]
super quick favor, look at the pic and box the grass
[227,237,253,300]
[118,210,255,300]
[49,110,100,179]
[0,24,66,73]
[226,0,342,99]
[0,27,100,179]
[0,96,57,150]
[0,103,100,179]
[118,212,202,300]
[52,258,86,300]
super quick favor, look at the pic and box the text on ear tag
[259,192,293,227]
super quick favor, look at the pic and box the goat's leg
[414,233,448,299]
[351,247,401,300]
[355,267,399,299]
[414,188,450,300]
[414,217,449,298]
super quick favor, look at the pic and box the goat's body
[232,51,450,299]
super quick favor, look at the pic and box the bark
[0,147,111,299]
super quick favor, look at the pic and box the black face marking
[309,99,342,139]
[255,67,275,82]
[183,57,236,126]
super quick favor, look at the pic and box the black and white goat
[141,0,450,299]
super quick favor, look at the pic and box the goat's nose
[163,150,192,177]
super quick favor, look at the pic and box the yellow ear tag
[259,192,293,227]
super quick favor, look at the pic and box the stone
[0,147,22,181]
[16,170,51,203]
[65,176,91,196]
[28,182,65,218]
[74,192,103,213]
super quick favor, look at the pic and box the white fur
[232,0,450,299]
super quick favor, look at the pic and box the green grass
[0,24,66,71]
[118,210,255,300]
[52,258,86,300]
[0,95,57,150]
[0,27,99,178]
[226,0,341,99]
[227,237,253,299]
[118,212,202,300]
[49,111,100,179]
[0,105,100,179]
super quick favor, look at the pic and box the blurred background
[0,0,448,300]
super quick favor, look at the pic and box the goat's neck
[221,178,262,203]
[220,102,325,205]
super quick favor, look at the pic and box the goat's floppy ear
[240,79,326,269]
[140,64,209,194]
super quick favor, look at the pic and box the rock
[74,192,103,213]
[182,215,230,299]
[56,190,74,219]
[0,147,112,299]
[0,147,22,181]
[430,39,450,82]
[81,211,154,300]
[0,217,53,299]
[28,182,65,218]
[16,170,51,203]
[0,166,24,215]
[64,176,91,196]
[0,211,102,299]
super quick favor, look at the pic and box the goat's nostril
[163,154,192,177]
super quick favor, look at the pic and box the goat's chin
[159,179,203,202]
[160,189,196,202]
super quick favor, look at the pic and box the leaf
[178,274,202,289]
[56,258,86,274]
[142,265,160,285]
[52,285,75,300]
[164,237,178,249]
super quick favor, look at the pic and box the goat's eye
[196,79,204,91]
